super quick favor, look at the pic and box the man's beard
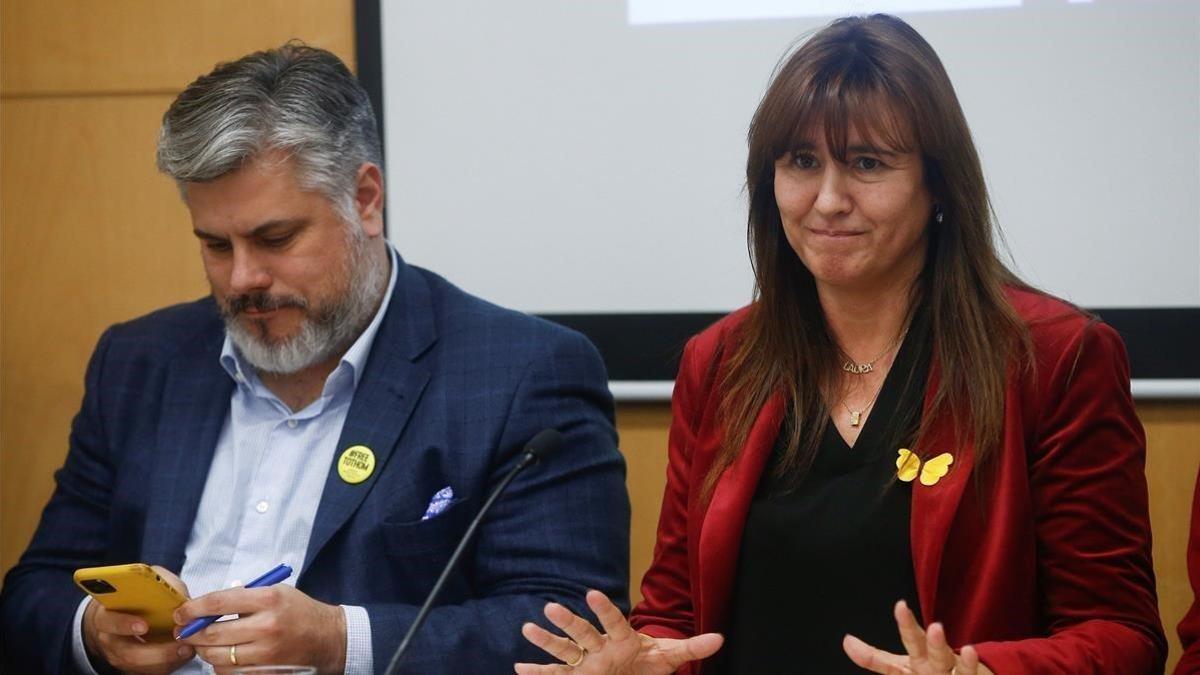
[219,231,389,375]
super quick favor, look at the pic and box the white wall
[382,0,1199,314]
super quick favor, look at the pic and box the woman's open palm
[515,590,723,674]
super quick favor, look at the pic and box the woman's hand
[515,590,723,674]
[843,600,994,675]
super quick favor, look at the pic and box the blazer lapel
[301,262,436,575]
[910,363,975,621]
[143,328,232,572]
[697,392,785,634]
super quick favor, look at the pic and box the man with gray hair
[0,44,629,674]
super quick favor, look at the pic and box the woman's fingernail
[132,622,147,634]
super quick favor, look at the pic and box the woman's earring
[933,205,944,224]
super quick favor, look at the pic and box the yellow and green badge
[337,445,376,484]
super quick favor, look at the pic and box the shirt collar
[219,244,400,394]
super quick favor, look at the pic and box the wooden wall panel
[614,404,673,606]
[0,95,209,573]
[1142,401,1200,673]
[1,0,355,96]
[0,0,356,577]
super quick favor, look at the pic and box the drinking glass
[230,662,316,667]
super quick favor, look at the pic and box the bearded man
[0,44,629,675]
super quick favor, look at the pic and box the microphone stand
[381,433,555,675]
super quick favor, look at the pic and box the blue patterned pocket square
[420,486,455,521]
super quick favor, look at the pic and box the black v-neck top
[719,307,933,674]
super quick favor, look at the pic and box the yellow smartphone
[73,563,186,641]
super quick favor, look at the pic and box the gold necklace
[836,322,910,426]
[840,380,885,428]
[840,337,901,375]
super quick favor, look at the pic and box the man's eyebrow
[192,218,309,240]
[248,218,309,236]
[192,228,226,241]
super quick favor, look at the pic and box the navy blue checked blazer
[0,256,631,673]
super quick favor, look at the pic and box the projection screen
[358,0,1199,399]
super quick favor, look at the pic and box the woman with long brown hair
[516,14,1164,674]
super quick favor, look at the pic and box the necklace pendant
[843,361,873,375]
[850,410,862,427]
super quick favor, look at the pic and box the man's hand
[176,584,346,675]
[82,566,195,675]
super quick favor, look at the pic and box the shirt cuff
[71,597,103,675]
[341,605,373,675]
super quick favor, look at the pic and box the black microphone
[381,428,564,675]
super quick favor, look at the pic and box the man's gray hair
[156,42,382,223]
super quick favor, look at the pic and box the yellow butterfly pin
[896,449,954,486]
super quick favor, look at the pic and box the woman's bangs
[775,70,916,162]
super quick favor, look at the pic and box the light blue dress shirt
[73,246,398,674]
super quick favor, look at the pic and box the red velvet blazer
[630,288,1165,674]
[1176,467,1200,674]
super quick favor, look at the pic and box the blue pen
[176,563,293,640]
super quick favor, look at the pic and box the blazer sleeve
[0,329,119,675]
[360,327,631,674]
[630,335,708,644]
[973,321,1166,674]
[1175,466,1200,675]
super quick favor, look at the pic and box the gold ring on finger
[565,643,587,667]
[229,643,238,666]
